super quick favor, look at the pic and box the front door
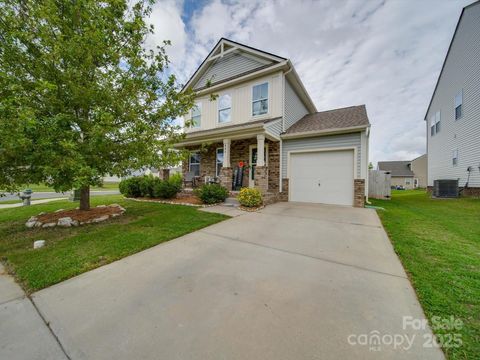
[249,145,268,188]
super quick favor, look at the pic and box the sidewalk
[0,264,67,360]
[0,198,67,210]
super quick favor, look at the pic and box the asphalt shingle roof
[377,161,414,177]
[284,105,370,134]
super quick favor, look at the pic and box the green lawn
[0,195,227,293]
[371,190,480,359]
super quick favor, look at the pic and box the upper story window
[452,149,458,166]
[455,91,463,120]
[218,94,232,123]
[435,111,441,133]
[252,82,268,116]
[191,102,201,128]
[431,111,440,136]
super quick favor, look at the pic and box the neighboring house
[410,154,427,188]
[425,1,480,194]
[176,38,370,207]
[377,154,427,189]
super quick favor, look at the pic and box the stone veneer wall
[278,178,289,201]
[354,179,365,208]
[182,139,280,192]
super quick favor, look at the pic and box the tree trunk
[79,186,90,211]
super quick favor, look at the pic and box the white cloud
[150,0,472,165]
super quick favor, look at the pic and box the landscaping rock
[96,205,107,208]
[54,209,65,213]
[26,220,39,228]
[57,217,74,227]
[33,240,45,249]
[93,215,109,223]
[42,222,56,228]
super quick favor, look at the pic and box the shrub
[139,175,157,197]
[194,184,229,204]
[169,173,183,189]
[119,177,143,197]
[237,187,263,207]
[153,177,182,199]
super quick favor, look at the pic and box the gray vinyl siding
[426,3,480,187]
[194,52,271,90]
[284,79,309,131]
[282,133,362,178]
[264,119,282,137]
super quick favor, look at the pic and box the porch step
[223,197,240,207]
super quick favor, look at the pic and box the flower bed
[25,204,125,228]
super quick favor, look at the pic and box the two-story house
[425,1,480,195]
[176,38,370,207]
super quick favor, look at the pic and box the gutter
[280,125,370,139]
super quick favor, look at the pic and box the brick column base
[254,166,268,193]
[220,167,233,191]
[354,179,365,208]
[278,178,289,201]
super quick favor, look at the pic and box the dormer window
[218,94,232,123]
[252,82,268,116]
[191,102,201,128]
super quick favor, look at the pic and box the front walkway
[29,202,443,359]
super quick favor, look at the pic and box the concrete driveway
[32,202,444,360]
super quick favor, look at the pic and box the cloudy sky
[147,0,472,165]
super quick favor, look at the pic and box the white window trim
[189,151,201,174]
[217,93,232,124]
[455,90,463,120]
[435,111,441,133]
[191,102,202,128]
[216,147,223,177]
[251,81,269,118]
[452,149,458,167]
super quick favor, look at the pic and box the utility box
[69,189,81,201]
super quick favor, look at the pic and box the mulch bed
[239,205,265,212]
[36,205,123,223]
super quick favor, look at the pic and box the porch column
[256,134,265,167]
[220,138,233,191]
[223,138,231,168]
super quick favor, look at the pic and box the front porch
[181,134,280,196]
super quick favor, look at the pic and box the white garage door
[290,150,354,206]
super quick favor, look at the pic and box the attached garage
[289,149,355,206]
[280,104,370,208]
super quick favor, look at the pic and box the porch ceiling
[175,121,279,147]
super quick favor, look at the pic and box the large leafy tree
[0,0,194,209]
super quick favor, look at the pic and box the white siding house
[425,1,480,190]
[177,38,370,207]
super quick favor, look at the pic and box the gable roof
[283,105,370,135]
[424,0,480,120]
[378,161,414,177]
[182,38,317,113]
[183,38,286,91]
